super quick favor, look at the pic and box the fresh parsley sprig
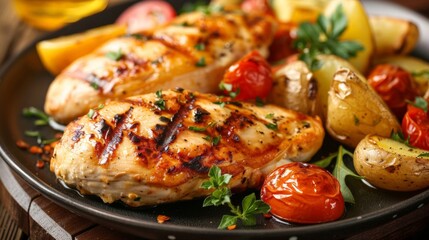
[293,5,364,71]
[201,166,270,229]
[313,145,363,204]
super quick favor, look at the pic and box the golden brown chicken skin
[50,90,324,206]
[44,11,277,123]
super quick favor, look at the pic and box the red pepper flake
[36,160,45,169]
[16,140,30,149]
[157,215,170,224]
[29,146,43,154]
[43,145,52,153]
[227,225,236,230]
[263,213,272,219]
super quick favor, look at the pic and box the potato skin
[268,61,318,116]
[370,16,419,57]
[326,68,400,148]
[354,135,429,191]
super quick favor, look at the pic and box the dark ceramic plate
[1,1,428,239]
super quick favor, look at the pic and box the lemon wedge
[36,24,126,75]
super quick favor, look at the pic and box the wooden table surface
[1,0,429,239]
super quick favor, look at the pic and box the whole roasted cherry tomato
[268,22,298,63]
[116,0,176,33]
[261,162,344,224]
[402,102,429,150]
[367,64,417,119]
[221,51,273,100]
[241,0,274,15]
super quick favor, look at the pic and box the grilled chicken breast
[50,90,324,206]
[44,11,277,123]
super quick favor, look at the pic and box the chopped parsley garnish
[194,42,206,51]
[219,82,240,98]
[265,123,278,130]
[201,166,270,229]
[255,97,265,107]
[195,57,207,67]
[353,114,360,126]
[293,5,364,71]
[87,104,104,119]
[90,82,100,90]
[265,113,274,119]
[105,49,123,61]
[189,126,207,132]
[154,90,166,110]
[203,135,222,146]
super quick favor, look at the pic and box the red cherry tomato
[261,162,345,224]
[268,22,298,63]
[116,0,176,33]
[241,0,274,15]
[221,51,273,100]
[402,103,429,150]
[367,64,417,119]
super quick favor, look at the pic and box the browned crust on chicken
[50,90,324,206]
[44,11,277,123]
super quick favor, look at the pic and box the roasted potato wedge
[370,16,419,57]
[326,68,400,148]
[267,61,318,115]
[312,55,364,120]
[354,135,429,191]
[324,0,374,74]
[373,55,429,95]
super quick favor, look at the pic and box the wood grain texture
[75,225,139,240]
[29,196,96,240]
[0,160,40,234]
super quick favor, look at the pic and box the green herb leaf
[255,97,265,107]
[265,113,274,119]
[265,123,278,130]
[219,82,233,92]
[87,104,104,119]
[212,135,221,146]
[312,152,338,169]
[201,166,269,229]
[25,130,42,137]
[417,152,429,158]
[390,131,412,146]
[353,114,360,126]
[333,146,364,204]
[218,215,238,229]
[412,70,429,78]
[312,146,363,204]
[105,49,123,61]
[294,4,364,71]
[409,97,428,113]
[22,107,49,125]
[196,57,206,67]
[154,90,166,110]
[189,126,207,132]
[194,42,206,51]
